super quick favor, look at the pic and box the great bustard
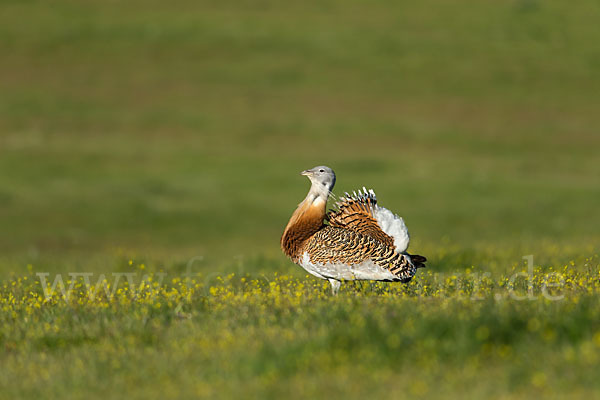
[281,165,426,294]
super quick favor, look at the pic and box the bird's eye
[319,169,324,172]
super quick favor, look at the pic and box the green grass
[1,0,599,398]
[3,262,600,399]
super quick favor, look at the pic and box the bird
[281,165,426,294]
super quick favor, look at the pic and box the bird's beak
[300,169,312,176]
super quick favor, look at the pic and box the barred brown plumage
[327,189,394,248]
[281,166,426,294]
[304,226,417,283]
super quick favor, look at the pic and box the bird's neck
[281,191,328,261]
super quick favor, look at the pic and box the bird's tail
[409,254,427,269]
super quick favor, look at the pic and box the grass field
[1,0,599,398]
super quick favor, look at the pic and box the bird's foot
[328,279,341,295]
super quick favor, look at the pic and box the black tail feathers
[410,254,427,269]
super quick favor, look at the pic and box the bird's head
[301,165,336,200]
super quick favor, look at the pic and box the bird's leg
[328,279,341,295]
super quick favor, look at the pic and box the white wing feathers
[373,205,410,253]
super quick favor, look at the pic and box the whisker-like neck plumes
[327,189,338,201]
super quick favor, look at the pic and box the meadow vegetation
[1,0,599,398]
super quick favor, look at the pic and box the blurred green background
[0,0,598,274]
[2,2,600,399]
